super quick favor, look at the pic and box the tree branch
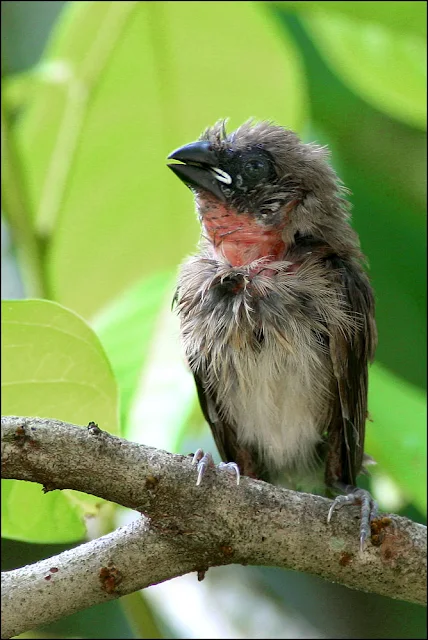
[1,416,426,638]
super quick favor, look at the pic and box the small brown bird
[168,120,378,550]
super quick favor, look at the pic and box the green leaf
[93,270,173,429]
[94,272,196,452]
[1,480,86,543]
[1,299,118,429]
[272,1,426,37]
[367,363,426,514]
[1,299,119,542]
[301,12,426,130]
[15,0,307,318]
[123,296,197,453]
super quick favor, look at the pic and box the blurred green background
[1,1,426,638]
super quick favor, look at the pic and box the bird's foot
[192,449,240,486]
[327,484,378,552]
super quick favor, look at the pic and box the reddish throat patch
[199,197,291,270]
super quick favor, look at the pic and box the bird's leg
[192,449,240,486]
[327,481,378,552]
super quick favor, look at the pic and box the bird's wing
[325,257,377,487]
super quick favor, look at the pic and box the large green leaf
[1,299,118,428]
[272,2,426,129]
[1,479,86,544]
[15,0,306,319]
[367,363,426,514]
[302,12,426,130]
[1,299,119,542]
[273,1,426,37]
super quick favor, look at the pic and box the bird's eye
[242,156,271,181]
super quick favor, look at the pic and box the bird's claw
[192,449,240,486]
[327,487,378,552]
[192,448,213,486]
[218,461,240,485]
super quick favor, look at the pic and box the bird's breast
[176,253,347,470]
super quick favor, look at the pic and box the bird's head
[168,120,353,268]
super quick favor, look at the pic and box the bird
[167,119,378,550]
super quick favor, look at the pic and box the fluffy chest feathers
[176,254,353,472]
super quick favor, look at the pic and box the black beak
[167,141,226,201]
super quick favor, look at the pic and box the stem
[1,104,47,298]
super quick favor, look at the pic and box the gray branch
[1,416,426,638]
